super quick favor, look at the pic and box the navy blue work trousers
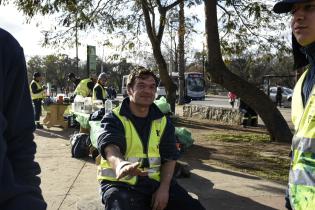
[32,99,42,122]
[102,182,205,210]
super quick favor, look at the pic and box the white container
[74,95,84,112]
[46,82,51,96]
[93,100,103,112]
[104,99,112,114]
[83,97,93,113]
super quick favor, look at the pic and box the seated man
[97,67,205,210]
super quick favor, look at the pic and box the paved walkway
[35,126,287,210]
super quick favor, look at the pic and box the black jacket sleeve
[0,29,46,209]
[94,85,104,102]
[97,112,126,159]
[159,117,179,162]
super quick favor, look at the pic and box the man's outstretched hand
[116,161,148,180]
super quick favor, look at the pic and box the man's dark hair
[127,66,158,88]
[68,72,75,79]
[33,72,41,78]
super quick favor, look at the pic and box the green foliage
[217,1,290,58]
[207,132,271,143]
[26,54,135,92]
[225,51,294,87]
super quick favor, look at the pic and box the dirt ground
[174,117,291,184]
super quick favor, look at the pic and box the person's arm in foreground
[1,29,46,209]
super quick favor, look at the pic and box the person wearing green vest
[93,73,108,103]
[74,75,96,97]
[30,72,46,129]
[273,1,315,209]
[97,67,205,210]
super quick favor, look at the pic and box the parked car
[269,86,293,107]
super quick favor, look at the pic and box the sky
[0,3,206,64]
[0,4,112,62]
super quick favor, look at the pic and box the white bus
[156,72,205,101]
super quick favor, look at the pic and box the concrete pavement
[35,126,287,210]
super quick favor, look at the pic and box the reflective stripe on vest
[92,83,107,101]
[30,80,44,100]
[97,105,167,185]
[290,66,315,210]
[75,78,92,97]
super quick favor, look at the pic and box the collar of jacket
[302,41,315,65]
[118,97,165,121]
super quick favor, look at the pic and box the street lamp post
[75,11,79,74]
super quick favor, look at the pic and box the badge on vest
[156,130,160,137]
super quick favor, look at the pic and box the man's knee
[102,187,133,210]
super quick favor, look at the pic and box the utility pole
[101,44,104,73]
[75,11,79,75]
[202,42,205,78]
[170,21,173,76]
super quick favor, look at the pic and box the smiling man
[97,67,205,210]
[273,0,315,210]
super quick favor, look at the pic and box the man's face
[291,0,315,46]
[99,78,107,86]
[128,75,157,107]
[36,76,43,82]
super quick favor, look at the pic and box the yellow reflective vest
[92,83,107,101]
[30,80,45,100]
[290,67,315,210]
[97,105,167,185]
[74,78,93,97]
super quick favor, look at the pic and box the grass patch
[201,131,290,183]
[207,132,271,143]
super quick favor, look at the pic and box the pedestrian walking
[228,91,237,108]
[276,86,283,107]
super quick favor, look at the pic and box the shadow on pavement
[177,174,279,210]
[175,141,285,210]
[182,144,260,180]
[35,127,77,140]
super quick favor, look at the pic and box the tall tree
[2,0,202,112]
[177,0,186,104]
[204,1,292,142]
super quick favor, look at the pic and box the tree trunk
[204,0,292,142]
[178,1,186,105]
[140,0,177,112]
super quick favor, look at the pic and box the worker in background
[93,73,108,103]
[239,99,258,127]
[74,74,97,97]
[67,72,81,88]
[30,72,46,129]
